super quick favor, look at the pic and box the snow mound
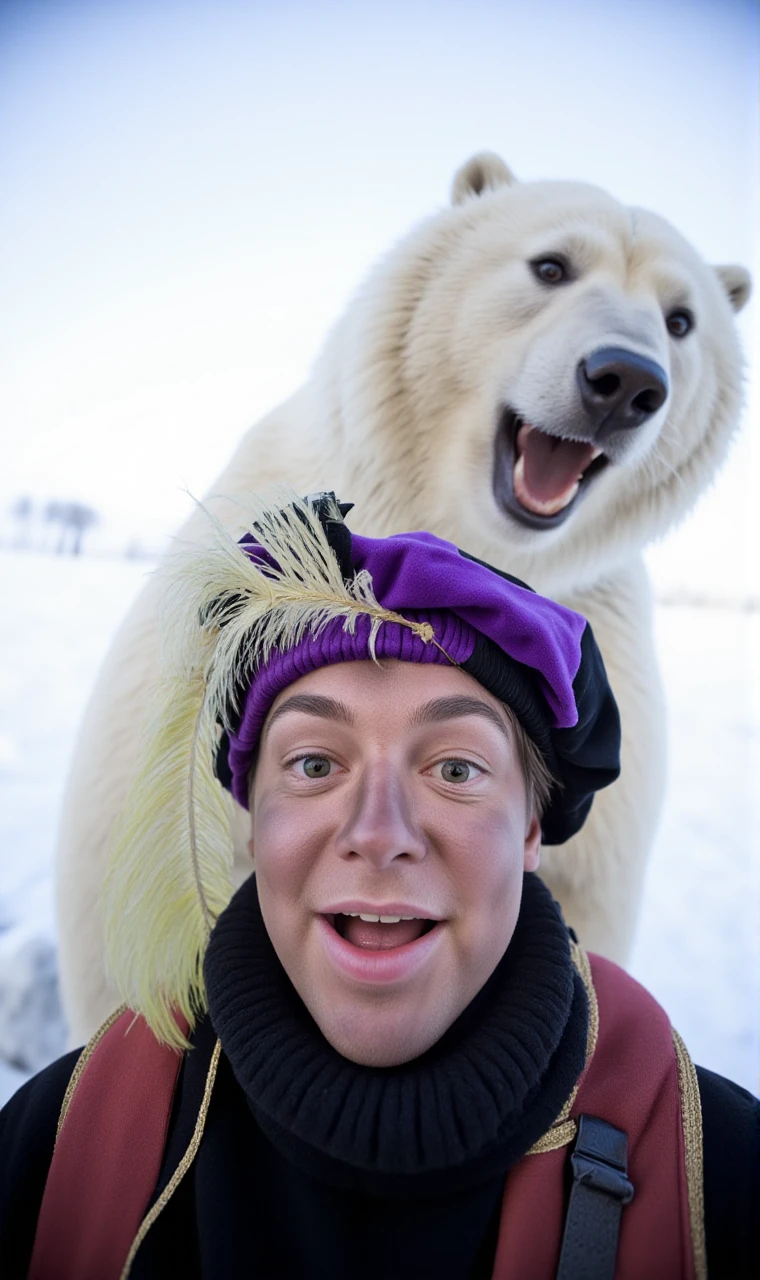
[0,925,67,1072]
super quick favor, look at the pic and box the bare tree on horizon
[44,500,99,555]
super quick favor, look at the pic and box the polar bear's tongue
[514,424,596,516]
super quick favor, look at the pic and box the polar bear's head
[334,153,751,593]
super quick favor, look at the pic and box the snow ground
[0,549,757,1107]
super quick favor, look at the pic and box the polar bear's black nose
[577,347,669,435]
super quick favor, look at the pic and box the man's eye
[437,759,480,784]
[298,756,333,779]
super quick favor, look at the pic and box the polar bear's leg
[55,576,165,1042]
[539,558,667,964]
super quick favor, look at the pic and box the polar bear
[56,153,751,1042]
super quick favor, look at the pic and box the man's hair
[501,703,554,822]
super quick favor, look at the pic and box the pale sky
[0,0,757,593]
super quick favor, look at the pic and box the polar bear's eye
[666,309,694,339]
[530,257,569,286]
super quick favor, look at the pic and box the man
[1,491,757,1279]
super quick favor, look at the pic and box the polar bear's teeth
[513,452,580,516]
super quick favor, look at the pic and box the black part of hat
[304,491,355,584]
[540,623,621,845]
[457,549,621,847]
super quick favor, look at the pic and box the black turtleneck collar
[204,872,588,1198]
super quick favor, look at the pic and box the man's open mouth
[324,913,439,951]
[493,407,609,529]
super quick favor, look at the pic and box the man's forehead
[265,675,512,741]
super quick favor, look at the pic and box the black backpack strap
[556,1114,635,1280]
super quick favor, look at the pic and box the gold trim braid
[56,1004,128,1142]
[672,1028,707,1280]
[526,941,598,1156]
[120,1037,222,1280]
[571,942,600,1063]
[527,1115,578,1156]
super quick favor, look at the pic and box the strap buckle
[571,1150,635,1204]
[556,1114,635,1280]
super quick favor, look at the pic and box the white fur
[56,154,751,1041]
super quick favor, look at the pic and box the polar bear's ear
[714,264,752,313]
[451,152,517,205]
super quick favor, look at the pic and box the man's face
[250,660,541,1067]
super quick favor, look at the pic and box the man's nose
[336,764,427,868]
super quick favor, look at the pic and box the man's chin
[312,1001,452,1067]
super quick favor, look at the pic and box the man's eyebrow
[408,695,511,740]
[265,693,355,734]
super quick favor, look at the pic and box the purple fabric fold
[348,531,585,728]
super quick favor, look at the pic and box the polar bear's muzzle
[494,345,669,529]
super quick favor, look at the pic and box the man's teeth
[347,912,420,923]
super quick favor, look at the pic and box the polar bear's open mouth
[494,408,608,529]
